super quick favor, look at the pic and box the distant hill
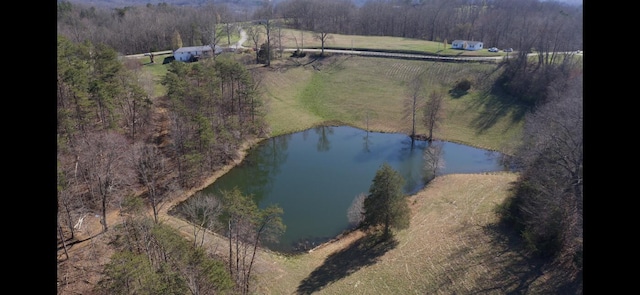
[64,0,581,9]
[62,0,277,9]
[63,0,581,10]
[62,0,374,9]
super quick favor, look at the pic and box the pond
[197,125,507,253]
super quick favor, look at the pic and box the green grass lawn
[260,55,522,152]
[249,27,505,57]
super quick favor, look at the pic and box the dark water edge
[177,126,508,254]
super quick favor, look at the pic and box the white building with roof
[451,40,484,51]
[173,45,223,62]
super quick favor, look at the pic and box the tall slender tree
[245,25,263,64]
[172,29,183,50]
[134,143,176,223]
[219,187,284,295]
[423,141,445,182]
[253,2,275,66]
[405,71,426,141]
[423,90,445,141]
[78,131,133,232]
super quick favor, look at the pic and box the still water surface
[200,126,505,253]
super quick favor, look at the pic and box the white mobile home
[451,40,484,51]
[173,45,223,62]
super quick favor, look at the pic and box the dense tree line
[57,0,582,55]
[498,67,582,278]
[161,56,266,188]
[57,33,265,231]
[58,1,241,55]
[57,33,268,292]
[57,35,150,235]
[494,42,583,107]
[277,0,582,52]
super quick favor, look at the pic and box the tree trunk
[245,222,266,295]
[102,193,108,232]
[58,221,69,260]
[228,219,233,277]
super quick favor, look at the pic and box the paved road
[283,48,505,62]
[282,48,582,62]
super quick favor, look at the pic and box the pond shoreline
[171,125,507,254]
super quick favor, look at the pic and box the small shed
[173,45,223,62]
[451,40,484,51]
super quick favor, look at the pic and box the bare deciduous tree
[179,192,223,248]
[423,141,445,183]
[310,5,335,57]
[57,218,69,261]
[203,7,224,60]
[273,21,285,59]
[254,2,275,66]
[78,131,134,232]
[422,90,445,141]
[219,187,284,295]
[133,143,177,223]
[405,71,426,140]
[508,74,583,262]
[347,192,367,229]
[245,25,263,64]
[291,30,304,54]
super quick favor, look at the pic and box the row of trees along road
[57,0,582,57]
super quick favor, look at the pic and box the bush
[522,227,562,259]
[454,79,472,92]
[449,78,472,98]
[291,50,306,58]
[162,56,175,64]
[257,42,274,64]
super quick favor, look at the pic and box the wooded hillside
[58,0,583,56]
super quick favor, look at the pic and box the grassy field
[133,36,574,294]
[259,54,522,152]
[131,56,169,97]
[250,27,506,57]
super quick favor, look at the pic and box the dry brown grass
[59,169,539,295]
[248,172,548,295]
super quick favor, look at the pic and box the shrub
[291,50,306,58]
[449,78,472,98]
[454,79,472,92]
